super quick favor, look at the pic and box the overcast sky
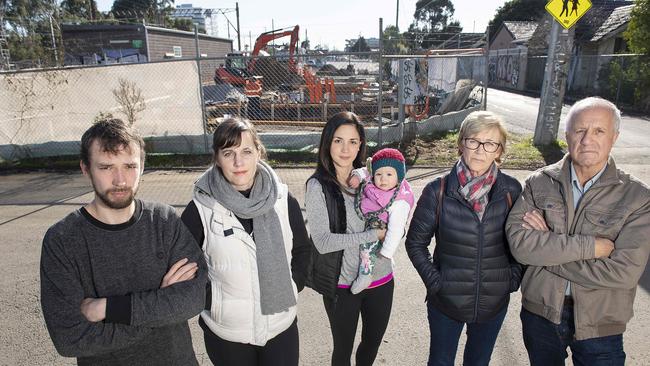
[94,0,508,50]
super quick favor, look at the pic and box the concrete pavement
[1,166,649,365]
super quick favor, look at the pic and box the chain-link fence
[525,53,650,111]
[567,54,650,110]
[1,37,488,161]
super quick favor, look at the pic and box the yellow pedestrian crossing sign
[546,0,592,29]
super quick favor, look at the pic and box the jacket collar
[543,154,622,188]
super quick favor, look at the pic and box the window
[173,46,182,58]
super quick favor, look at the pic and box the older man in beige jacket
[506,97,650,366]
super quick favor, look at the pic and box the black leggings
[199,317,299,366]
[323,279,394,366]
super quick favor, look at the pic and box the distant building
[62,24,232,82]
[488,0,635,94]
[171,4,219,36]
[490,21,538,50]
[62,24,232,65]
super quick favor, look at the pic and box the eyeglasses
[463,138,501,153]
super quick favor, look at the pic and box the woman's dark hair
[315,111,366,186]
[212,117,266,159]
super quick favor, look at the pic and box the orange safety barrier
[244,79,262,97]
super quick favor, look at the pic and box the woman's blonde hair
[457,111,508,164]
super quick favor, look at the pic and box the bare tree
[112,78,145,126]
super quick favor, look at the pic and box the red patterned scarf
[456,159,498,221]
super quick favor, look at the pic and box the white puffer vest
[193,183,297,346]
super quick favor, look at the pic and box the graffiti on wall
[489,54,520,87]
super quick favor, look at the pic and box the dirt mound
[316,64,353,76]
[252,58,303,90]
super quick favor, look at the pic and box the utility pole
[49,14,59,65]
[483,26,489,110]
[271,19,275,54]
[235,2,241,51]
[378,18,384,146]
[396,0,399,30]
[534,15,574,145]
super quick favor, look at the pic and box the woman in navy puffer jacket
[405,111,523,366]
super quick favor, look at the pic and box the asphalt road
[1,166,649,366]
[486,88,650,164]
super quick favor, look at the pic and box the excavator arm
[249,25,300,73]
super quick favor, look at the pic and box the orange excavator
[215,25,300,87]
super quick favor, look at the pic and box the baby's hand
[348,174,361,189]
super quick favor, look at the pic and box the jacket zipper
[474,220,483,322]
[472,192,504,322]
[450,191,502,322]
[566,183,601,336]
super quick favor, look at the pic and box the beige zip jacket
[506,155,650,340]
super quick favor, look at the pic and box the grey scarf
[206,161,296,315]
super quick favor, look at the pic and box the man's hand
[522,210,549,231]
[161,258,198,288]
[594,238,615,258]
[348,174,361,189]
[80,298,107,322]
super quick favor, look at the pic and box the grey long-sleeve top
[40,200,207,365]
[305,178,393,285]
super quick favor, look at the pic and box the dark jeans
[199,316,299,366]
[323,279,394,366]
[426,303,507,366]
[521,305,626,366]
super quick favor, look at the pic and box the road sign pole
[534,11,577,145]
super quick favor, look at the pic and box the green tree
[382,25,410,54]
[406,0,462,50]
[349,36,370,53]
[60,0,100,21]
[623,0,650,111]
[487,0,547,41]
[111,0,173,25]
[625,0,650,55]
[168,17,205,33]
[2,0,63,67]
[412,0,455,32]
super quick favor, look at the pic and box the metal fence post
[377,18,384,147]
[195,26,209,154]
[615,56,624,106]
[483,26,489,110]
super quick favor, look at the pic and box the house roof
[590,4,634,41]
[574,0,634,43]
[502,21,538,43]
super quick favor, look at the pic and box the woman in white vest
[181,117,311,366]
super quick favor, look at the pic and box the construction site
[0,22,489,160]
[202,24,488,134]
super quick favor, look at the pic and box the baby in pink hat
[349,148,415,294]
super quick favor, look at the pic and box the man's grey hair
[564,97,621,133]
